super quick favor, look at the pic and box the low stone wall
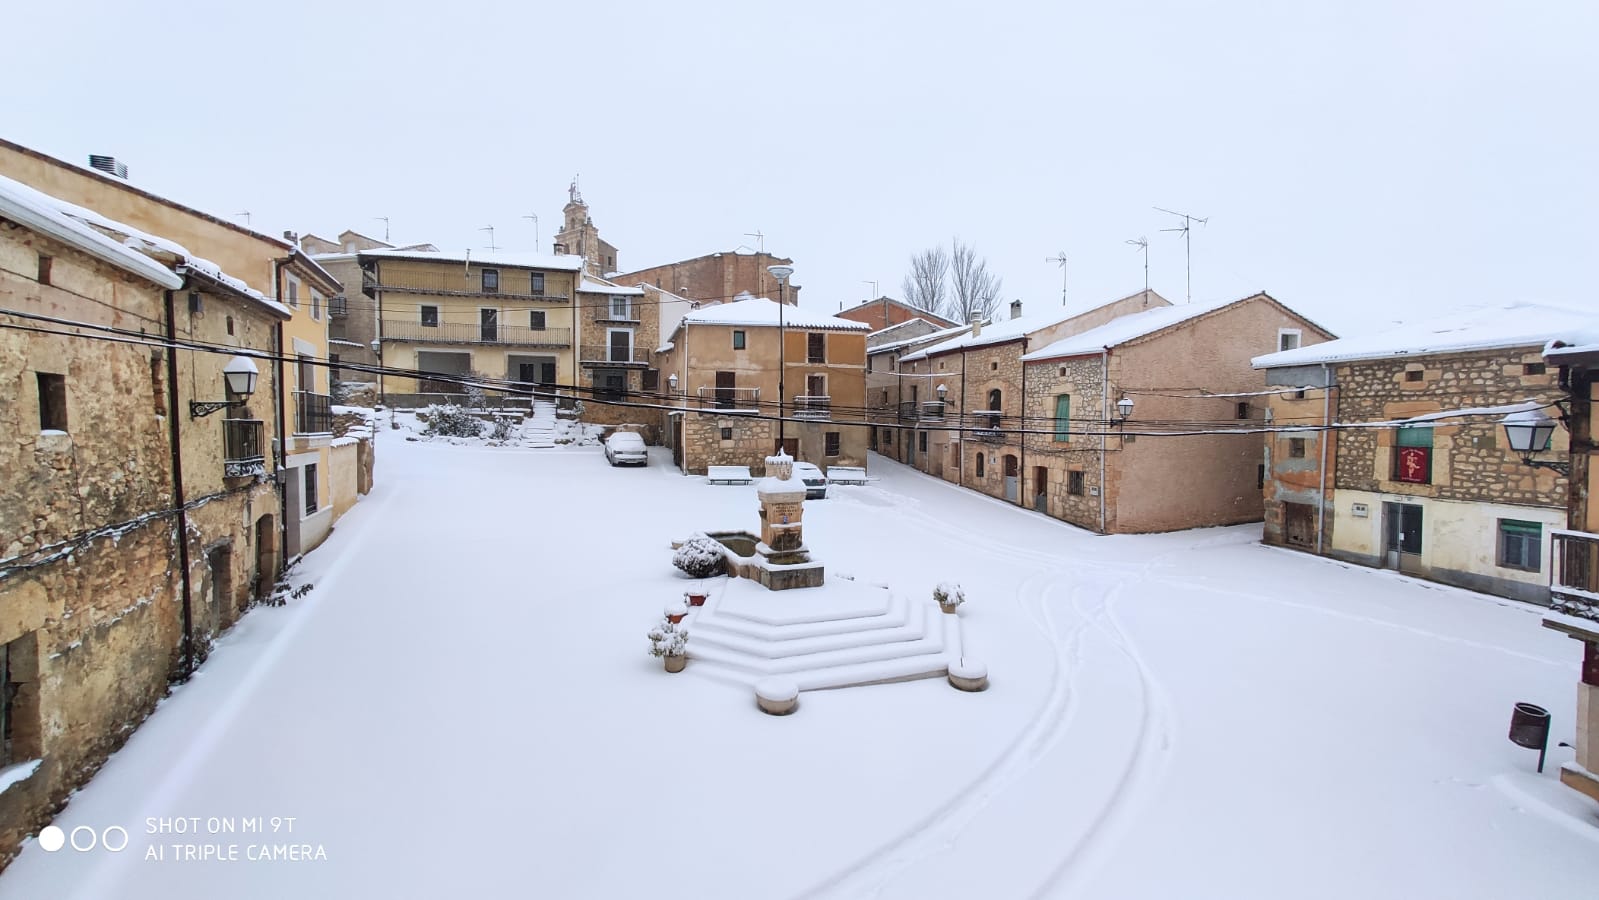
[330,441,361,520]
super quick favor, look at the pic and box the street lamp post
[768,264,794,451]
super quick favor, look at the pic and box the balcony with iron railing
[365,269,569,301]
[380,320,571,348]
[1551,529,1599,620]
[223,419,266,478]
[919,401,947,422]
[328,296,348,318]
[695,386,761,412]
[580,345,652,366]
[971,412,1007,442]
[588,305,641,324]
[294,391,333,435]
[792,395,831,421]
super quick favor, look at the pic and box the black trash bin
[1508,702,1551,771]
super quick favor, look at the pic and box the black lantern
[191,355,259,418]
[1500,408,1568,476]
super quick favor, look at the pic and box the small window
[530,310,546,330]
[1288,437,1306,458]
[733,330,746,350]
[37,255,52,285]
[825,432,841,457]
[225,315,234,336]
[311,291,323,320]
[482,269,500,292]
[884,429,893,446]
[1068,470,1085,496]
[988,389,1002,410]
[304,464,319,515]
[975,453,985,477]
[642,369,659,392]
[807,333,825,363]
[1257,464,1265,489]
[1059,366,1067,377]
[1236,401,1250,420]
[1523,363,1546,376]
[918,431,927,451]
[286,276,300,308]
[1394,426,1433,484]
[721,427,733,440]
[610,296,630,319]
[990,361,998,371]
[37,372,67,432]
[298,355,316,393]
[1278,329,1302,352]
[1498,520,1542,571]
[1053,395,1071,442]
[421,305,439,327]
[1294,389,1306,399]
[531,272,546,294]
[1405,369,1424,382]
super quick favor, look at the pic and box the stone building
[837,296,957,332]
[0,138,350,558]
[894,290,1171,482]
[0,175,293,865]
[865,319,968,453]
[552,180,620,277]
[1539,337,1599,802]
[615,249,801,317]
[1019,292,1332,533]
[301,230,437,382]
[1255,301,1588,602]
[656,295,868,474]
[575,276,661,436]
[358,247,585,405]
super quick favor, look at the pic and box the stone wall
[615,251,800,307]
[681,412,776,474]
[951,340,1026,502]
[1023,354,1107,530]
[1333,349,1567,507]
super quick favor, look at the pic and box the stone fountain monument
[751,451,824,590]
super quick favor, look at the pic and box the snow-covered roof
[870,321,974,355]
[0,172,289,317]
[359,247,586,271]
[0,172,182,290]
[579,277,644,296]
[899,313,1060,362]
[329,338,367,348]
[1253,301,1594,369]
[1022,296,1237,361]
[680,296,870,331]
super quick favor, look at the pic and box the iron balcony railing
[695,386,760,411]
[380,320,571,347]
[588,305,641,323]
[223,419,266,478]
[792,395,831,421]
[293,391,333,435]
[1551,529,1599,620]
[580,345,652,365]
[366,269,569,301]
[919,401,947,422]
[328,296,348,318]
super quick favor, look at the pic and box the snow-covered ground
[2,431,1596,899]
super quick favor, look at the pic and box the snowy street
[1,433,1596,899]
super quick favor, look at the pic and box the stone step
[688,592,910,641]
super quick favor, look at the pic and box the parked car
[792,461,828,499]
[604,431,648,466]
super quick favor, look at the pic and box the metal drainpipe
[1100,350,1109,534]
[959,350,967,487]
[1317,363,1332,555]
[162,290,195,678]
[1019,338,1027,507]
[272,260,290,571]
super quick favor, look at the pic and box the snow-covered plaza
[2,433,1596,899]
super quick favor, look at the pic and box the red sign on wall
[1396,447,1431,484]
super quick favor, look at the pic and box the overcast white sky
[7,1,1595,335]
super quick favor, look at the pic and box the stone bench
[706,466,754,485]
[826,466,868,485]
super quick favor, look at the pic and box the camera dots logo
[37,824,129,853]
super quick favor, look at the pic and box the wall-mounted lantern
[1116,395,1135,422]
[1500,408,1569,476]
[190,355,259,418]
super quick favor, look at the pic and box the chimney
[88,155,128,179]
[553,242,568,254]
[971,319,982,338]
[283,230,299,246]
[1010,299,1022,319]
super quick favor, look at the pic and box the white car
[604,431,648,466]
[792,462,828,499]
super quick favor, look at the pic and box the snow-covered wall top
[0,173,182,290]
[1022,296,1237,361]
[1253,301,1596,369]
[681,297,870,331]
[359,247,586,272]
[579,277,645,296]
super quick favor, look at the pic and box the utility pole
[1045,251,1068,306]
[1155,206,1208,303]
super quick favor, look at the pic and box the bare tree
[900,246,949,316]
[948,240,1004,324]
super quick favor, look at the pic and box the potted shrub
[664,598,688,624]
[933,581,965,615]
[673,536,725,579]
[647,618,689,673]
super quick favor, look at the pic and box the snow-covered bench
[706,466,754,485]
[826,466,868,485]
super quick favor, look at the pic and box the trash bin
[1508,702,1551,772]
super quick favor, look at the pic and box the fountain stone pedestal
[753,452,825,590]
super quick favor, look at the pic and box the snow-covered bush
[463,372,490,410]
[647,618,689,658]
[673,536,726,579]
[421,404,484,438]
[933,581,965,610]
[488,415,517,442]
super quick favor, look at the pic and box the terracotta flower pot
[666,612,685,624]
[686,592,707,607]
[939,602,960,615]
[664,653,687,673]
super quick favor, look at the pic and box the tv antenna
[1155,206,1208,303]
[522,214,539,248]
[1126,237,1149,295]
[746,231,766,295]
[236,211,251,226]
[374,216,390,242]
[479,226,498,252]
[863,280,878,299]
[1045,251,1068,305]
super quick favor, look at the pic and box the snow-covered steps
[680,577,965,692]
[521,400,560,448]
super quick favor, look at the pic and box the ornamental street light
[190,355,259,418]
[1117,395,1135,421]
[768,264,795,450]
[1501,408,1569,476]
